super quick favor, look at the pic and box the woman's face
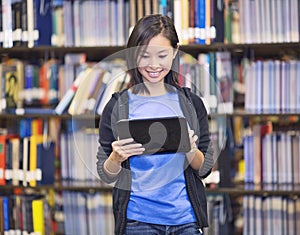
[137,34,176,85]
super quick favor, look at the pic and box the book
[32,198,45,235]
[62,0,74,46]
[0,135,7,185]
[195,0,206,44]
[27,0,53,47]
[2,58,24,110]
[29,134,43,187]
[2,196,10,232]
[54,64,89,115]
[84,68,106,113]
[51,0,64,46]
[2,0,13,48]
[39,59,60,105]
[36,141,55,185]
[0,197,4,234]
[10,137,20,186]
[12,0,23,47]
[252,122,273,184]
[0,134,19,186]
[67,67,93,115]
[96,67,128,115]
[22,136,30,186]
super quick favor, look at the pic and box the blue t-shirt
[126,90,196,225]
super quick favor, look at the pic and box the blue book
[195,0,206,44]
[36,141,55,185]
[27,0,53,47]
[2,196,10,231]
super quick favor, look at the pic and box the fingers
[111,138,145,162]
[188,129,198,152]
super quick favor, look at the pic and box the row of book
[0,118,56,186]
[229,0,300,44]
[0,194,52,235]
[244,59,300,113]
[0,57,60,112]
[5,0,299,48]
[243,122,300,185]
[62,191,114,235]
[243,195,300,235]
[60,127,102,183]
[203,194,234,235]
[4,51,300,117]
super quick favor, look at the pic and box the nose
[148,57,160,69]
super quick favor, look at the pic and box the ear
[173,44,180,59]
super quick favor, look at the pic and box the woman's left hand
[188,129,198,153]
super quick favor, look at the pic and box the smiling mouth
[147,70,163,78]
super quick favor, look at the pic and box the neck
[143,82,167,96]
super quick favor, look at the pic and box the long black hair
[126,14,181,94]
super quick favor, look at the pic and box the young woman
[96,14,214,235]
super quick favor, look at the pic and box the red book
[0,134,19,185]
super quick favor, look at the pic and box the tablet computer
[116,116,190,154]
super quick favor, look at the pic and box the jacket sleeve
[96,96,120,184]
[190,93,214,178]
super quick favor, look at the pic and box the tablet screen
[116,116,190,154]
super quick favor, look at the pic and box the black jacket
[96,87,214,235]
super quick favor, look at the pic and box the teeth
[148,72,160,77]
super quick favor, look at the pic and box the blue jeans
[125,220,203,235]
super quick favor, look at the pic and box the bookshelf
[0,0,300,234]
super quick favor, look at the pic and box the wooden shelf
[2,184,300,196]
[206,187,300,196]
[1,109,299,119]
[1,42,299,61]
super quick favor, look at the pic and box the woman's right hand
[110,138,145,163]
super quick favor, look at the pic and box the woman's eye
[140,55,149,59]
[159,55,168,59]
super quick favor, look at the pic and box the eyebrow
[142,48,172,54]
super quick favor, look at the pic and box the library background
[0,0,299,234]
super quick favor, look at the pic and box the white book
[248,0,257,43]
[296,199,300,233]
[96,67,128,115]
[254,196,263,235]
[290,0,299,42]
[263,197,273,235]
[63,1,74,46]
[274,60,281,112]
[255,60,263,112]
[22,137,30,187]
[280,61,288,112]
[279,133,287,184]
[248,195,255,235]
[73,0,82,46]
[262,133,272,184]
[270,0,277,43]
[282,0,291,42]
[243,196,249,234]
[117,0,125,46]
[271,133,278,184]
[262,60,270,111]
[243,0,252,43]
[2,0,13,48]
[275,0,284,42]
[173,0,182,44]
[289,60,297,111]
[258,0,265,43]
[11,138,20,186]
[268,60,276,112]
[296,61,300,111]
[68,67,93,115]
[286,132,293,184]
[272,197,283,235]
